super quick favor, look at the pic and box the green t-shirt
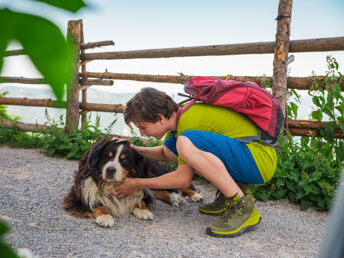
[164,103,277,182]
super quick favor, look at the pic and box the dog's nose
[106,167,116,178]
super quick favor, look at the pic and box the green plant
[0,220,18,258]
[251,133,342,211]
[309,56,344,165]
[287,88,301,119]
[251,56,343,211]
[38,112,108,159]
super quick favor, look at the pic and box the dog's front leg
[155,190,186,207]
[90,206,115,227]
[181,187,203,202]
[132,201,154,220]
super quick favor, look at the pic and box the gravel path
[0,146,328,257]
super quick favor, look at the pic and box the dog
[63,136,203,227]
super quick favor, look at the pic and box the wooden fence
[1,2,344,138]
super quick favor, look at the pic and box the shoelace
[222,197,243,219]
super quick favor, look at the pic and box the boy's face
[134,119,167,140]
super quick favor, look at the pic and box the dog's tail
[63,187,91,218]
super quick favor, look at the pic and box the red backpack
[177,76,284,146]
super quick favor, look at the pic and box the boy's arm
[132,145,168,161]
[114,164,194,198]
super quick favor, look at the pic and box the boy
[114,87,277,237]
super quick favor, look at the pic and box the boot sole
[199,209,225,216]
[205,216,262,238]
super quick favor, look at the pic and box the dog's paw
[189,192,203,202]
[133,208,154,220]
[170,192,186,207]
[95,214,115,227]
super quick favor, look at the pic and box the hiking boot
[199,183,252,216]
[199,190,228,215]
[206,194,261,237]
[237,182,251,195]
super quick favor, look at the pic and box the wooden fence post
[80,20,88,128]
[272,0,293,119]
[65,20,82,133]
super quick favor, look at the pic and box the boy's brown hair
[124,87,179,125]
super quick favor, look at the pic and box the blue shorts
[164,130,263,184]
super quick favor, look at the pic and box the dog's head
[87,138,145,183]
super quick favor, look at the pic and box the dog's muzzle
[105,166,116,179]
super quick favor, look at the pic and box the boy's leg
[176,135,244,198]
[176,131,262,237]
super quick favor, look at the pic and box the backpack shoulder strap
[176,100,196,124]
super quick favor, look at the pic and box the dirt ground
[0,146,328,257]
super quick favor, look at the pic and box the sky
[1,0,344,134]
[2,0,344,86]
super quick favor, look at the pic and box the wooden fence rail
[1,74,343,91]
[0,97,125,113]
[5,37,344,60]
[79,37,344,61]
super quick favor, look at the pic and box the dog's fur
[63,136,202,227]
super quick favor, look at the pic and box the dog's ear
[132,148,144,164]
[88,141,109,169]
[132,149,152,178]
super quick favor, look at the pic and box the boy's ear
[157,114,166,122]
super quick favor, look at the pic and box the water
[0,83,315,137]
[0,84,186,136]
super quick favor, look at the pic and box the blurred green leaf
[0,220,9,235]
[0,9,73,102]
[0,220,18,258]
[340,125,344,133]
[33,0,86,12]
[0,10,11,74]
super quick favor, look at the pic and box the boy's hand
[113,178,139,198]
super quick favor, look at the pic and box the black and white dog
[63,136,202,227]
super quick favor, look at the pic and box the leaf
[271,188,287,199]
[0,10,11,74]
[311,110,322,121]
[288,192,297,203]
[321,107,335,120]
[323,122,335,142]
[312,96,322,108]
[0,242,18,258]
[0,220,9,235]
[304,184,320,195]
[335,105,344,115]
[340,125,344,133]
[285,180,297,192]
[290,102,298,118]
[300,199,313,211]
[296,189,307,200]
[33,0,86,13]
[1,9,72,102]
[290,88,300,101]
[0,221,18,258]
[326,93,334,109]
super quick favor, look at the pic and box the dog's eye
[104,152,113,158]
